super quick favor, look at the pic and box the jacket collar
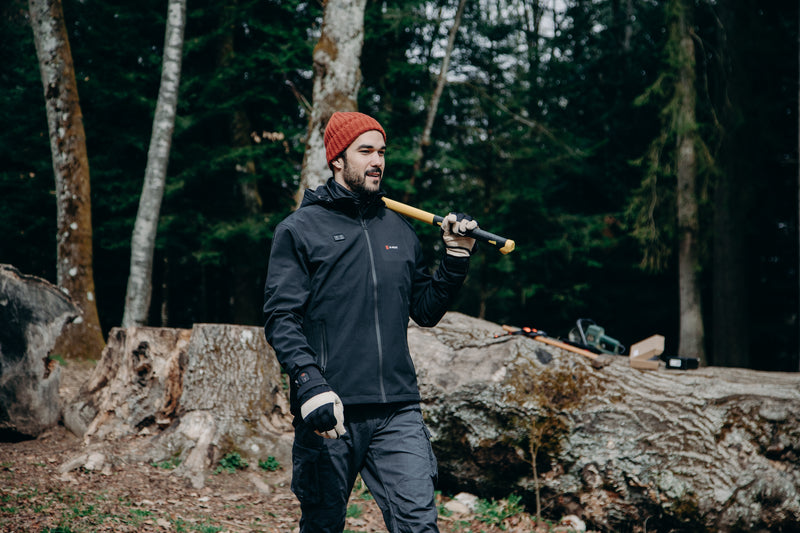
[301,178,385,217]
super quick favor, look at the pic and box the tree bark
[122,0,186,327]
[410,312,800,532]
[0,265,78,438]
[405,0,468,204]
[294,0,368,207]
[28,0,105,359]
[673,0,705,363]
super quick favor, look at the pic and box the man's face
[334,130,385,194]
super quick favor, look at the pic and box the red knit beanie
[324,112,386,165]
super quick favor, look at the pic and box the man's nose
[369,152,384,166]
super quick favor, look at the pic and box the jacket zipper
[319,325,328,373]
[361,217,387,402]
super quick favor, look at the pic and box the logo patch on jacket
[385,244,399,250]
[332,233,345,242]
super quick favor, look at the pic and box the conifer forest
[2,0,798,371]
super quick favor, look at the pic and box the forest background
[1,0,798,372]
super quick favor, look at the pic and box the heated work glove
[295,365,346,439]
[441,212,478,258]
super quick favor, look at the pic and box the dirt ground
[0,361,576,533]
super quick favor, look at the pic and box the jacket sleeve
[408,241,470,327]
[263,222,318,381]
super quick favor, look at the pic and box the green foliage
[152,455,182,470]
[475,494,525,529]
[1,0,797,368]
[346,503,363,519]
[257,456,280,471]
[626,0,718,274]
[215,452,248,474]
[0,0,57,281]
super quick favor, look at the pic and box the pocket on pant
[291,432,322,504]
[421,421,439,485]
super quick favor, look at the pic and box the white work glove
[300,390,346,439]
[441,212,478,258]
[295,366,346,438]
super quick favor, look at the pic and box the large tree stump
[149,324,293,488]
[63,326,191,439]
[409,312,800,532]
[0,264,77,439]
[63,324,292,488]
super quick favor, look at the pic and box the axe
[382,197,516,255]
[499,325,614,369]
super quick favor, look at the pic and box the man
[263,111,478,533]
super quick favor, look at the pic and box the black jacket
[263,179,469,413]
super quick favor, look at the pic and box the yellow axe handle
[382,197,516,255]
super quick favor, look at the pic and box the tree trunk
[712,2,751,369]
[294,0,368,207]
[404,0,468,204]
[218,0,264,325]
[122,0,186,327]
[28,0,105,360]
[673,0,705,363]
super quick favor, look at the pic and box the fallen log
[409,312,800,532]
[0,264,77,439]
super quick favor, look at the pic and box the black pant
[291,402,440,533]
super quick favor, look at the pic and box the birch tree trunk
[405,0,468,204]
[674,0,705,363]
[29,0,105,359]
[295,0,368,207]
[122,0,186,327]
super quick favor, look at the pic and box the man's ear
[332,157,344,170]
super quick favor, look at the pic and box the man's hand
[300,390,345,438]
[295,366,346,438]
[441,212,478,258]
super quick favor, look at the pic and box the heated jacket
[263,179,469,414]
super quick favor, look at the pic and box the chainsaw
[567,318,626,355]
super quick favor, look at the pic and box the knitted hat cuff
[324,112,386,165]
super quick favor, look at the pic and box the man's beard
[342,156,381,197]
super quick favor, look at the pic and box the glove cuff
[294,365,329,402]
[445,245,475,258]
